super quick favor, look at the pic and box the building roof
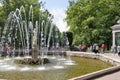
[111,24,120,30]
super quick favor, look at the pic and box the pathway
[94,70,120,80]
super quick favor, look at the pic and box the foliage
[66,31,73,46]
[0,0,37,26]
[66,0,120,48]
[0,1,52,35]
[0,0,54,48]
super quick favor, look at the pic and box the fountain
[0,5,74,72]
[0,5,113,80]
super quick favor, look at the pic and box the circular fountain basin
[0,56,113,80]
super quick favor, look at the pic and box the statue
[32,28,39,60]
[32,28,37,48]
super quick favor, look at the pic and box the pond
[0,56,113,80]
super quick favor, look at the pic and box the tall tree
[66,0,120,48]
[0,0,44,25]
[0,0,55,49]
[0,0,53,33]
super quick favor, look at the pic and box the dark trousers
[1,52,7,57]
[118,52,120,56]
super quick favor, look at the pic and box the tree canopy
[0,0,53,30]
[66,0,120,48]
[0,0,54,38]
[0,0,59,48]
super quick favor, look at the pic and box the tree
[66,0,120,49]
[66,31,73,46]
[0,0,50,25]
[0,0,55,49]
[0,0,52,33]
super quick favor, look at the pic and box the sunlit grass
[65,57,113,79]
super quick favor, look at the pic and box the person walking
[92,44,96,53]
[101,43,106,54]
[95,44,99,54]
[2,42,9,57]
[111,45,117,54]
[117,45,120,56]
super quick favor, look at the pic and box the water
[0,55,74,71]
[64,52,76,65]
[0,4,73,74]
[0,56,112,80]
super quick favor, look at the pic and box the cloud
[49,8,69,32]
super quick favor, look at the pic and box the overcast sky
[41,0,69,32]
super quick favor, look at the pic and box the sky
[40,0,69,32]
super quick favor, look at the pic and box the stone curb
[67,51,120,80]
[69,66,120,80]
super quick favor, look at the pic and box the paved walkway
[94,70,120,80]
[101,53,120,61]
[94,53,120,80]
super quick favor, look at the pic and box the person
[101,43,106,54]
[117,45,120,56]
[2,42,9,57]
[111,45,117,54]
[92,44,96,53]
[95,44,99,54]
[81,45,87,52]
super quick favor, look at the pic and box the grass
[0,56,113,80]
[65,57,113,79]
